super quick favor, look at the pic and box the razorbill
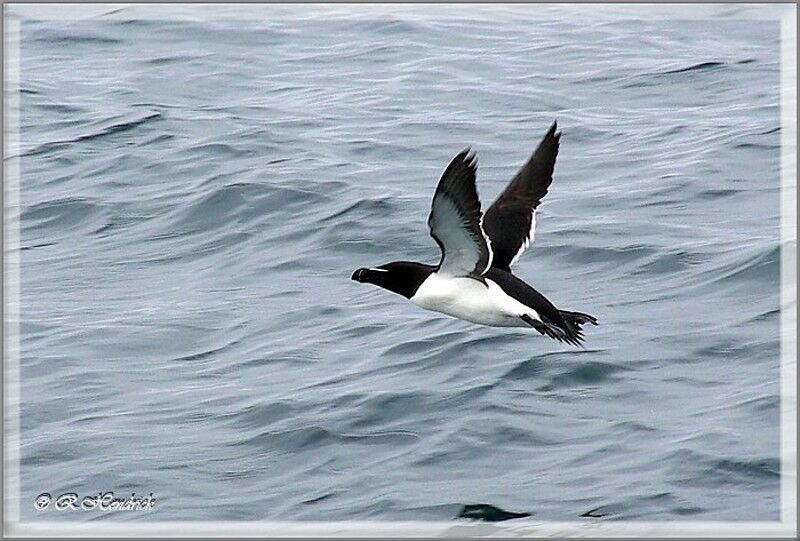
[351,122,597,346]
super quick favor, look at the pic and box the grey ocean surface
[14,5,782,523]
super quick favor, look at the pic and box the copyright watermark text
[35,492,156,512]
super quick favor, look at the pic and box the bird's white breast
[410,273,539,327]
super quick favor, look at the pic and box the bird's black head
[351,261,434,299]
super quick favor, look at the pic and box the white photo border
[3,3,796,537]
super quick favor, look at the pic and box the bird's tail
[524,309,598,347]
[559,310,598,329]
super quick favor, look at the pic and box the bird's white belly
[410,274,538,327]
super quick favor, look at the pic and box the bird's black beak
[351,268,367,282]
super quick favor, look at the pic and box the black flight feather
[483,121,561,271]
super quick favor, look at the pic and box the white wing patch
[478,215,494,273]
[509,210,536,267]
[430,192,493,278]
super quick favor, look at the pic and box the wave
[660,61,727,74]
[163,181,329,240]
[581,491,705,520]
[317,197,401,225]
[656,58,756,75]
[141,54,210,66]
[552,244,658,266]
[538,360,632,391]
[620,58,759,89]
[21,197,109,247]
[22,197,102,227]
[28,29,123,46]
[667,448,780,487]
[340,18,423,36]
[235,426,419,451]
[629,248,705,276]
[20,111,162,157]
[497,350,600,383]
[693,244,780,290]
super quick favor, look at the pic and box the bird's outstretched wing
[428,149,493,278]
[483,122,561,271]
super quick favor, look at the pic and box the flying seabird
[351,122,597,346]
